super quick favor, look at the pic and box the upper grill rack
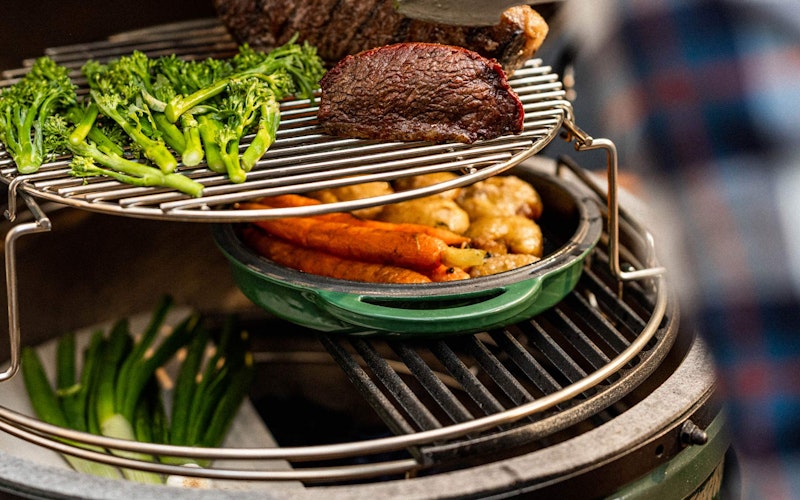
[0,19,568,222]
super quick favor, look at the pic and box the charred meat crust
[212,0,549,73]
[317,43,525,144]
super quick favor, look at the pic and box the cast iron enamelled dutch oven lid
[212,165,603,337]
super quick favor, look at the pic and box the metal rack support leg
[2,189,52,382]
[558,106,666,283]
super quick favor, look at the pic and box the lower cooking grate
[318,242,677,471]
[0,157,676,486]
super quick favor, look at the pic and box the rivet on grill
[680,420,708,446]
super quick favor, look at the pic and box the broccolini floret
[159,38,324,181]
[0,56,76,173]
[163,37,325,123]
[82,52,179,173]
[215,77,287,183]
[2,40,326,189]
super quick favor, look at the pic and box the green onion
[93,319,163,484]
[21,297,254,483]
[21,347,123,479]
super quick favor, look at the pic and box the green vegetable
[55,331,82,431]
[20,297,255,484]
[162,37,325,180]
[82,52,178,174]
[163,37,323,122]
[197,113,226,173]
[1,42,325,189]
[241,97,280,171]
[0,56,76,173]
[168,326,210,447]
[216,77,286,182]
[150,56,235,168]
[21,346,123,479]
[63,104,125,157]
[67,102,99,147]
[44,114,205,197]
[92,318,162,484]
[165,316,253,467]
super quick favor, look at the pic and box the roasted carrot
[359,220,469,246]
[427,264,471,282]
[242,196,470,245]
[241,227,432,284]
[246,216,449,270]
[252,194,322,208]
[242,196,354,223]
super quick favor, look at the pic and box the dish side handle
[314,279,544,336]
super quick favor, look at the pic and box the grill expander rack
[0,19,668,483]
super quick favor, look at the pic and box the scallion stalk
[94,319,163,484]
[21,346,123,479]
[21,297,254,483]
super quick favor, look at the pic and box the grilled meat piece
[212,0,548,73]
[317,43,524,144]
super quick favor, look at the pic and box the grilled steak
[212,0,548,73]
[317,43,524,144]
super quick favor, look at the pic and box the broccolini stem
[179,112,204,166]
[221,136,246,184]
[68,103,99,146]
[63,106,124,157]
[12,135,40,174]
[90,90,178,173]
[68,140,204,197]
[197,114,225,173]
[153,113,186,153]
[165,79,229,123]
[241,99,280,171]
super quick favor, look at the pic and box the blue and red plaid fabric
[542,0,800,497]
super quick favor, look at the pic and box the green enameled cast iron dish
[212,165,603,337]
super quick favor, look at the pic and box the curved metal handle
[315,279,543,335]
[2,189,51,382]
[558,104,666,283]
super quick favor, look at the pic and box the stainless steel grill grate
[319,242,677,470]
[0,19,568,222]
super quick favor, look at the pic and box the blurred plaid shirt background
[541,1,800,498]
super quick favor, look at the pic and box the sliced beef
[317,43,524,144]
[212,0,548,73]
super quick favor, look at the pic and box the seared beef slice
[212,0,548,73]
[317,43,524,144]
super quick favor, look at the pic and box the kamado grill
[0,16,735,500]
